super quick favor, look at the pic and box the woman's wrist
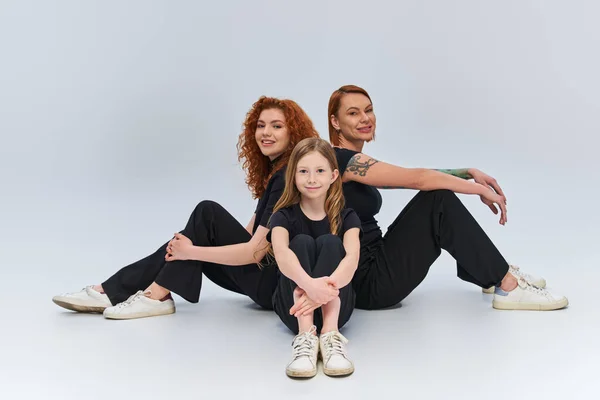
[187,245,203,261]
[473,182,488,196]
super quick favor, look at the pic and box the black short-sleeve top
[252,167,286,234]
[267,203,362,242]
[334,147,383,246]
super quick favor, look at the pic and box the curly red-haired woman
[52,96,319,319]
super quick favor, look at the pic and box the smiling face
[330,92,377,145]
[294,150,339,201]
[254,108,291,160]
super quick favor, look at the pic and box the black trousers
[272,234,356,334]
[102,201,278,308]
[353,190,510,310]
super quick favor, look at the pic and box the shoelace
[291,326,318,362]
[115,291,145,309]
[519,279,549,297]
[320,331,349,362]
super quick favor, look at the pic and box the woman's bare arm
[245,214,256,235]
[434,168,472,180]
[343,153,486,195]
[185,225,270,266]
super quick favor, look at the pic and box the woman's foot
[319,330,354,377]
[286,326,319,378]
[483,264,546,294]
[103,290,176,320]
[492,278,568,311]
[52,286,111,313]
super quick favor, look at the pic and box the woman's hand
[289,288,322,317]
[165,233,194,261]
[303,277,339,305]
[478,184,508,225]
[469,169,507,223]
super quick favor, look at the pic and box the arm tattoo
[346,155,379,177]
[379,168,470,190]
[434,168,472,180]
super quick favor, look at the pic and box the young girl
[52,96,319,319]
[268,138,362,378]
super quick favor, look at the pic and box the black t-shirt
[335,147,383,246]
[267,203,362,243]
[252,167,286,234]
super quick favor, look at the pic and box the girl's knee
[316,234,343,248]
[289,234,316,250]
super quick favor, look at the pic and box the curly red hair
[237,97,320,198]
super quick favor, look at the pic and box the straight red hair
[327,85,373,146]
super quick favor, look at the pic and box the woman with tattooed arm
[326,85,567,312]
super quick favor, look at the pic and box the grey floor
[3,247,595,400]
[3,168,597,400]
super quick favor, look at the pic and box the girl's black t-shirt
[267,203,362,242]
[334,147,383,246]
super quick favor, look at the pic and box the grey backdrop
[1,1,598,399]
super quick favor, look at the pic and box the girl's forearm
[330,254,359,289]
[275,248,313,290]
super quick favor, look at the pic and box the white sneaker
[483,264,546,294]
[492,278,568,311]
[52,286,112,313]
[103,290,175,320]
[319,330,354,377]
[286,326,319,378]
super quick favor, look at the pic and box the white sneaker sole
[319,352,354,377]
[103,307,176,320]
[286,367,317,378]
[492,297,568,311]
[483,278,547,294]
[52,298,108,313]
[323,365,355,377]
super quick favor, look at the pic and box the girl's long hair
[266,138,345,259]
[237,97,319,199]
